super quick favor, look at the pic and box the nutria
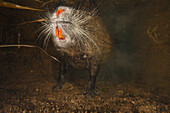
[39,5,111,97]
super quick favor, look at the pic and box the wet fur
[38,5,111,96]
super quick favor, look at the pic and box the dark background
[0,0,169,112]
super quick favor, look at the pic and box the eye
[56,9,63,17]
[55,26,65,40]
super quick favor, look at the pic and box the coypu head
[50,6,73,48]
[39,6,99,54]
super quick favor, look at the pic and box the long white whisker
[37,24,51,44]
[43,30,52,49]
[76,27,100,53]
[43,27,53,49]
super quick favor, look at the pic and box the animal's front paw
[52,81,65,91]
[82,89,99,98]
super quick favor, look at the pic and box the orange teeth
[56,9,63,17]
[56,26,65,40]
[55,9,64,40]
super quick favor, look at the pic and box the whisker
[43,26,53,49]
[36,24,51,45]
[43,30,52,49]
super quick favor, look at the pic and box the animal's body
[39,5,111,96]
